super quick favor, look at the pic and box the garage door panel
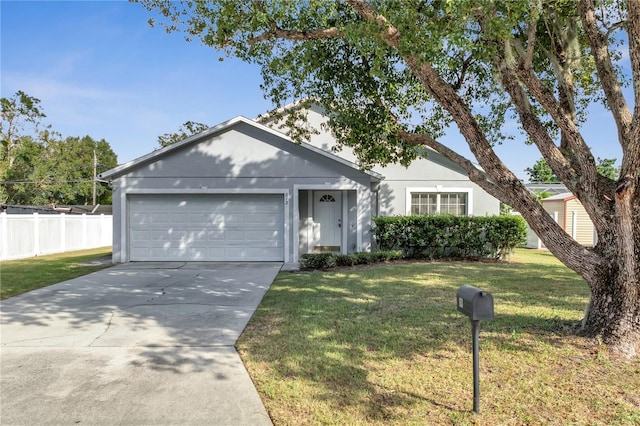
[188,213,206,223]
[132,247,151,258]
[246,230,280,240]
[207,230,225,240]
[244,214,280,225]
[131,230,150,242]
[151,213,169,223]
[129,194,284,261]
[152,231,168,241]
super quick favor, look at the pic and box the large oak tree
[134,0,640,358]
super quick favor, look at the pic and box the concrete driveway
[0,262,282,426]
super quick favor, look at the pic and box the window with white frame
[407,187,473,216]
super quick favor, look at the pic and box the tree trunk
[581,264,640,358]
[578,183,640,358]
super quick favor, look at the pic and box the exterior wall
[346,190,358,252]
[262,104,500,217]
[298,190,311,255]
[376,162,499,216]
[542,200,565,228]
[109,121,374,263]
[565,198,595,246]
[533,196,596,248]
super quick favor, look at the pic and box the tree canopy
[527,156,619,183]
[157,121,209,148]
[134,0,640,357]
[0,91,118,205]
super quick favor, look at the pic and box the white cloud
[2,71,136,103]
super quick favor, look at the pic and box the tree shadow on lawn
[240,260,591,420]
[0,263,278,376]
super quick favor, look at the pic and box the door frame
[294,184,363,262]
[311,190,344,252]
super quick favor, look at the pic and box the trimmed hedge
[373,215,527,260]
[300,250,402,270]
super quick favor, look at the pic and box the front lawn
[237,249,640,425]
[0,247,112,300]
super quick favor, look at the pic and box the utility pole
[92,149,97,205]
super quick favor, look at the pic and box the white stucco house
[100,104,499,265]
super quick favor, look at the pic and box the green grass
[237,249,640,425]
[0,247,112,300]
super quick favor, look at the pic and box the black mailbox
[457,285,494,321]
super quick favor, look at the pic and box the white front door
[313,191,342,250]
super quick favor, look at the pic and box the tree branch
[525,19,538,69]
[499,62,614,237]
[452,54,474,91]
[624,0,640,177]
[346,0,400,43]
[514,64,600,182]
[501,66,577,184]
[396,129,501,198]
[248,26,342,44]
[578,0,632,143]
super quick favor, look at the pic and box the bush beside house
[300,250,402,270]
[374,215,527,260]
[299,215,527,270]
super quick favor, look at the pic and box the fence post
[100,214,107,246]
[1,212,7,260]
[60,213,66,253]
[82,214,88,249]
[33,213,40,256]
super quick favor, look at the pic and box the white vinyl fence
[0,213,112,261]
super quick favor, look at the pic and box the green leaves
[373,214,527,260]
[157,121,209,148]
[1,91,118,205]
[527,156,619,183]
[526,157,560,183]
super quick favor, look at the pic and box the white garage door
[128,194,284,261]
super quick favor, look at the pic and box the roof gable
[100,116,382,181]
[542,192,576,202]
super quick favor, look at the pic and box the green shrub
[480,215,529,259]
[373,215,527,260]
[370,250,402,262]
[335,254,355,266]
[300,253,336,269]
[354,252,374,265]
[300,250,403,270]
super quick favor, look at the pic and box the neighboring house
[525,192,597,248]
[525,183,569,198]
[99,105,499,265]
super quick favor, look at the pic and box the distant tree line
[526,157,619,184]
[1,91,117,205]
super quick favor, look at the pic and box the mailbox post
[456,285,494,414]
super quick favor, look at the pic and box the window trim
[405,187,473,216]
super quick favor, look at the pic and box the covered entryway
[128,194,284,261]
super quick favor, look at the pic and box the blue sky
[1,1,624,181]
